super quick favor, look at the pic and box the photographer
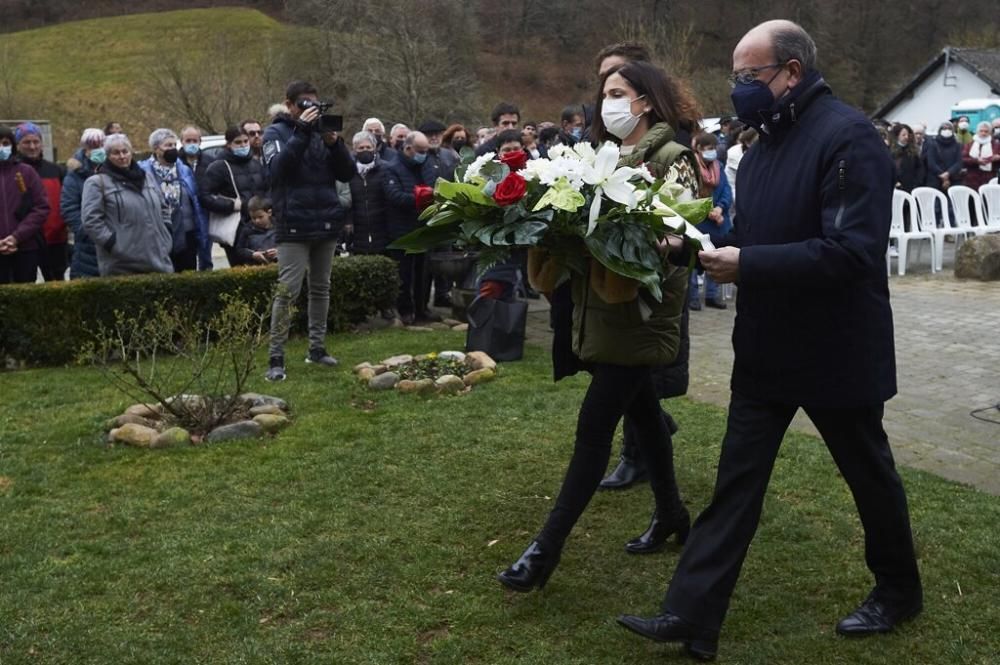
[261,80,353,382]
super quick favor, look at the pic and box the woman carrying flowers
[497,61,701,591]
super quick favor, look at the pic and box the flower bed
[354,351,497,395]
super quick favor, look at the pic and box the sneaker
[265,355,286,382]
[305,347,339,367]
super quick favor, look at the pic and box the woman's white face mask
[602,95,646,140]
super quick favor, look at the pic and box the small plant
[78,293,270,435]
[396,353,469,381]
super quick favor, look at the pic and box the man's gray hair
[105,133,133,153]
[352,131,377,148]
[179,125,203,138]
[390,123,409,135]
[148,128,179,150]
[363,118,385,132]
[772,22,817,73]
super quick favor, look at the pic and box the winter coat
[0,158,49,252]
[422,147,459,185]
[732,70,895,408]
[61,150,101,277]
[232,222,277,265]
[960,139,1000,191]
[179,150,215,185]
[892,145,925,192]
[81,164,173,276]
[199,150,267,227]
[18,156,67,245]
[383,154,426,242]
[347,161,390,253]
[924,135,964,189]
[138,157,208,260]
[262,113,355,243]
[694,163,733,243]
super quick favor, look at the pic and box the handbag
[465,295,528,362]
[208,161,241,246]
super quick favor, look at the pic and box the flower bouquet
[388,141,714,301]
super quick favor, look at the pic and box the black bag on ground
[465,296,528,361]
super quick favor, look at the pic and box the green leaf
[478,160,510,185]
[584,234,664,302]
[513,221,549,246]
[435,179,497,207]
[387,223,459,253]
[533,178,586,213]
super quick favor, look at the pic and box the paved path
[523,251,1000,495]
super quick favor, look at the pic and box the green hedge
[0,255,400,366]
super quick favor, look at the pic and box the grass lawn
[1,328,998,664]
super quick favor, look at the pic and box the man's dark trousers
[662,390,921,630]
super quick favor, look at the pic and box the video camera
[296,99,343,133]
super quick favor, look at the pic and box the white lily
[572,141,597,164]
[547,143,576,160]
[581,141,641,235]
[463,152,496,183]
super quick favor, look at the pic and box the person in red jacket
[0,126,50,283]
[15,122,68,280]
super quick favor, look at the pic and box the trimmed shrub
[0,255,400,367]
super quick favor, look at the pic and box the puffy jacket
[347,162,390,253]
[262,113,354,242]
[732,71,895,408]
[138,157,209,261]
[232,222,276,265]
[0,158,49,252]
[422,147,458,185]
[924,135,964,188]
[81,164,173,276]
[179,150,215,186]
[18,156,66,245]
[383,153,426,242]
[61,150,100,277]
[199,150,267,226]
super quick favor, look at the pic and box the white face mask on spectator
[939,130,953,139]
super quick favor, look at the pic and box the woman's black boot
[497,540,561,592]
[624,508,691,554]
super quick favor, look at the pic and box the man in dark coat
[617,21,922,661]
[261,80,355,381]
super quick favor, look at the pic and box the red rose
[414,185,435,211]
[500,149,528,171]
[493,172,527,206]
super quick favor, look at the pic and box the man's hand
[699,247,740,284]
[709,206,724,225]
[322,131,339,146]
[299,106,320,125]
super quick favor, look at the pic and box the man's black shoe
[705,298,728,309]
[617,612,719,661]
[836,594,922,636]
[599,456,648,490]
[688,299,703,311]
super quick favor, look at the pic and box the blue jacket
[732,71,895,408]
[138,157,209,265]
[695,166,733,243]
[383,154,426,242]
[262,113,355,242]
[60,149,100,278]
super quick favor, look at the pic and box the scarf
[969,136,994,172]
[698,157,720,197]
[356,157,377,177]
[152,161,181,213]
[104,160,147,192]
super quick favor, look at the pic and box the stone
[428,322,452,331]
[405,326,435,332]
[381,354,414,369]
[105,413,158,430]
[372,364,388,375]
[353,361,374,373]
[443,318,462,327]
[397,379,420,394]
[391,318,406,329]
[357,367,377,381]
[463,367,496,386]
[465,351,497,371]
[414,378,436,395]
[238,393,288,411]
[112,423,159,447]
[369,372,400,391]
[249,404,284,416]
[435,374,466,394]
[955,235,1000,280]
[152,427,191,449]
[438,351,466,363]
[206,420,263,443]
[452,323,469,332]
[124,403,161,419]
[253,414,290,433]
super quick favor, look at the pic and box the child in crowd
[232,196,277,265]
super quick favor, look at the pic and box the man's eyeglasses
[727,62,786,88]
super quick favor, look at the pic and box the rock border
[354,351,497,395]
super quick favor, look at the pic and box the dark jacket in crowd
[200,150,267,227]
[0,158,49,252]
[179,150,215,185]
[732,70,895,408]
[422,147,459,184]
[262,113,354,243]
[383,153,426,242]
[377,142,398,164]
[924,134,964,189]
[60,150,101,277]
[347,161,390,253]
[232,222,277,265]
[18,156,67,248]
[892,144,925,192]
[81,163,173,276]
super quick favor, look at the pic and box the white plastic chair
[990,177,998,186]
[888,190,934,275]
[977,184,1000,233]
[912,187,967,271]
[948,185,989,237]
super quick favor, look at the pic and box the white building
[874,47,1000,129]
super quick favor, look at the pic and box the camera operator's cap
[418,119,447,134]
